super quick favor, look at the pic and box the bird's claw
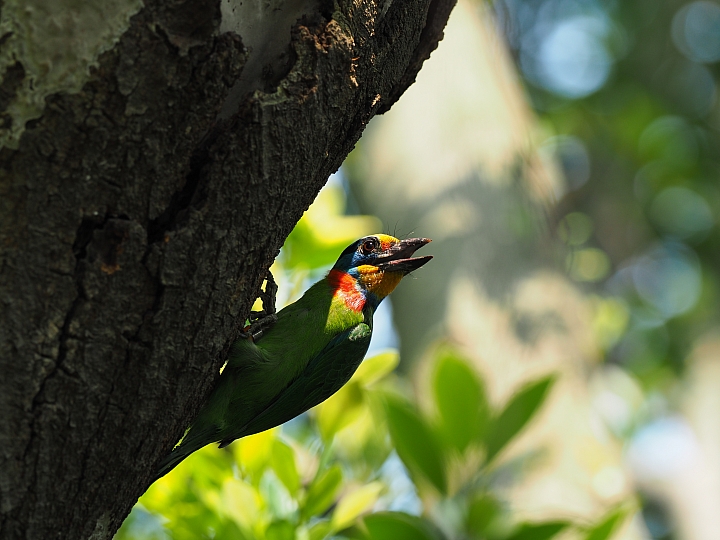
[240,313,278,342]
[240,270,278,342]
[258,270,277,317]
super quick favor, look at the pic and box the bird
[153,234,432,481]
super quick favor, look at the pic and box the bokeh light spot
[535,16,613,98]
[669,61,717,117]
[649,186,714,239]
[638,116,698,171]
[592,296,630,351]
[672,1,720,63]
[631,243,702,318]
[592,466,626,499]
[567,247,611,282]
[628,417,700,481]
[558,212,594,246]
[544,135,591,192]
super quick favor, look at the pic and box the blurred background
[118,1,720,538]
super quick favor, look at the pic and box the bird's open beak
[375,238,432,274]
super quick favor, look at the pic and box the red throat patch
[327,269,365,312]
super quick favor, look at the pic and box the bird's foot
[240,270,278,342]
[257,269,277,317]
[240,313,278,342]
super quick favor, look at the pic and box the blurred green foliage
[117,184,629,539]
[280,185,381,272]
[118,342,624,540]
[494,1,720,536]
[495,0,720,382]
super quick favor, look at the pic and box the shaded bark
[0,0,456,538]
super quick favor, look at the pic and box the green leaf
[266,520,296,540]
[317,380,365,441]
[270,440,300,495]
[466,493,500,535]
[332,482,384,530]
[507,521,570,540]
[309,520,334,540]
[282,187,381,270]
[220,478,263,531]
[585,506,628,540]
[363,512,447,540]
[385,398,447,494]
[353,351,400,386]
[232,428,275,479]
[302,465,343,520]
[433,347,489,452]
[213,520,250,540]
[485,375,556,463]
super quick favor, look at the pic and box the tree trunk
[0,0,455,538]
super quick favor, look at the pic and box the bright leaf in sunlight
[485,375,557,463]
[220,478,263,532]
[385,398,447,494]
[282,185,381,270]
[231,427,277,482]
[432,346,489,453]
[332,481,384,531]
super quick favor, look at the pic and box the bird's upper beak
[375,238,432,274]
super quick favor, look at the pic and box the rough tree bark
[0,0,456,538]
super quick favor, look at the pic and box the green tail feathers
[153,428,218,482]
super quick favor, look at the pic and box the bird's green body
[154,234,431,480]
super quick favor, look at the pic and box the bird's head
[328,234,432,310]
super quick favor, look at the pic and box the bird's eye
[360,238,378,254]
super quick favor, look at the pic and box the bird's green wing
[218,322,372,447]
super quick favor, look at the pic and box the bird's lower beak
[376,238,432,274]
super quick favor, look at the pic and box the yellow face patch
[373,234,398,252]
[356,264,404,299]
